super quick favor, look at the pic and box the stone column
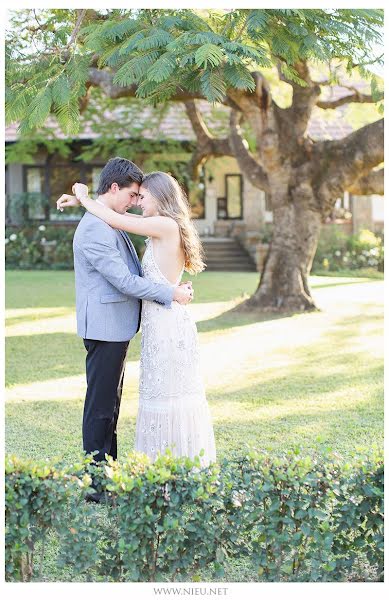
[351,195,373,234]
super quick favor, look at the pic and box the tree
[6,8,384,312]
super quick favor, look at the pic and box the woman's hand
[72,182,89,202]
[56,194,81,212]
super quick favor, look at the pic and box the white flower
[38,225,46,232]
[5,238,9,245]
[335,250,341,256]
[41,237,46,244]
[9,234,17,241]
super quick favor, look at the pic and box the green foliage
[200,70,226,103]
[5,449,383,582]
[5,454,98,581]
[5,223,146,270]
[5,133,72,165]
[6,192,50,223]
[195,43,225,69]
[5,224,75,270]
[313,226,384,272]
[6,9,383,132]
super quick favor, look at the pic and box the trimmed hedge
[5,449,383,582]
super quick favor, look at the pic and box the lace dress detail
[135,238,216,467]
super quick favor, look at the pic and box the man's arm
[77,220,175,306]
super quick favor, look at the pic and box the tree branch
[347,168,384,195]
[233,14,248,41]
[317,87,383,109]
[87,67,231,104]
[352,53,384,69]
[68,9,87,48]
[276,59,321,139]
[229,110,269,192]
[184,101,212,144]
[314,118,384,207]
[184,100,233,178]
[321,118,383,172]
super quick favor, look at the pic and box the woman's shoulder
[158,215,180,233]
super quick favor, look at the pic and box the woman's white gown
[135,238,216,466]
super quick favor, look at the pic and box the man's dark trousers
[83,338,130,463]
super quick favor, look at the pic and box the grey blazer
[73,212,174,342]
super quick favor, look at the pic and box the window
[85,166,104,196]
[264,192,272,212]
[49,164,84,221]
[218,174,243,220]
[19,162,104,223]
[25,166,48,220]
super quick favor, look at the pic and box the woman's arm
[79,196,175,238]
[61,183,176,238]
[123,212,143,219]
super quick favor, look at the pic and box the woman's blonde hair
[141,171,206,274]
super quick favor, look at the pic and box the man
[58,157,193,502]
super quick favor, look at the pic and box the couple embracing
[57,157,216,502]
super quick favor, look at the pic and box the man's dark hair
[96,157,144,195]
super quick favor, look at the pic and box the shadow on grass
[6,333,86,387]
[6,307,74,327]
[207,309,383,416]
[6,331,142,387]
[310,279,374,290]
[212,393,383,462]
[208,358,383,408]
[5,270,76,309]
[197,307,296,334]
[6,308,383,461]
[5,397,137,462]
[197,283,383,335]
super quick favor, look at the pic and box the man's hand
[173,281,194,305]
[56,194,81,212]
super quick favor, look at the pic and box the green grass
[6,269,383,460]
[5,269,384,581]
[312,268,384,279]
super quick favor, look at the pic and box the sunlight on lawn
[5,300,240,338]
[5,273,383,458]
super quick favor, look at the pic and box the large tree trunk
[241,202,322,312]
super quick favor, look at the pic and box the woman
[58,172,216,467]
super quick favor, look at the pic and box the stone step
[205,260,256,268]
[205,265,257,272]
[204,249,250,255]
[201,238,256,272]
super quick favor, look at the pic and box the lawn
[5,269,384,582]
[6,269,384,461]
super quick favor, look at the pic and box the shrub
[5,224,146,270]
[5,449,384,582]
[5,455,99,581]
[313,226,384,273]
